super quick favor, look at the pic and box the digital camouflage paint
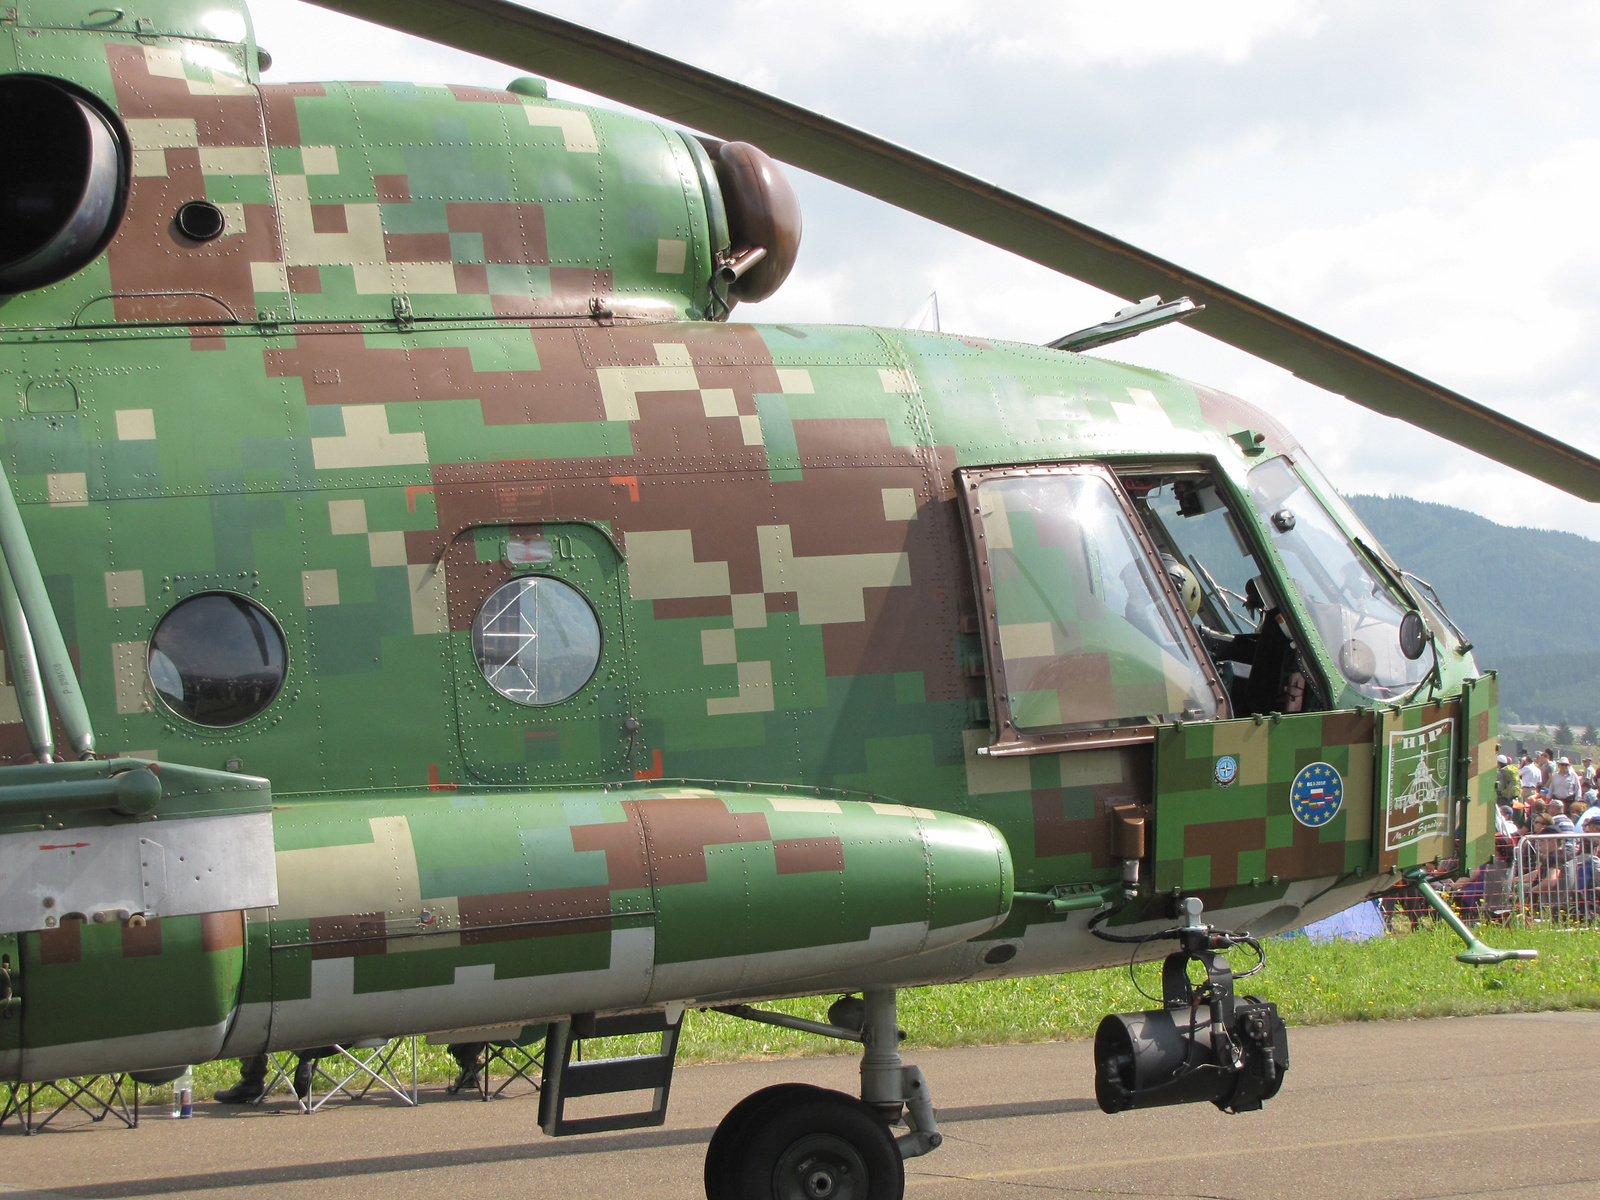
[0,3,1566,1195]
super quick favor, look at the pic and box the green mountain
[1346,494,1600,725]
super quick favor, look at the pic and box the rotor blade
[307,0,1600,502]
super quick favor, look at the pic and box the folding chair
[1,1074,137,1134]
[428,1024,546,1101]
[478,1025,547,1100]
[322,1037,418,1109]
[255,1038,418,1113]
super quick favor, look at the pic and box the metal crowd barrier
[1509,832,1600,927]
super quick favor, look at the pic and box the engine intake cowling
[0,76,127,294]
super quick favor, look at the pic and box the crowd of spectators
[1386,748,1600,928]
[1498,748,1600,840]
[1465,749,1600,919]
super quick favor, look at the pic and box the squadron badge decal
[1289,762,1343,827]
[1214,755,1239,788]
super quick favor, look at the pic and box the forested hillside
[1346,494,1600,725]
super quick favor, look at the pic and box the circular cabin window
[147,594,288,726]
[472,577,601,706]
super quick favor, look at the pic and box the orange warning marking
[634,748,664,780]
[427,763,458,792]
[406,484,435,512]
[610,475,640,502]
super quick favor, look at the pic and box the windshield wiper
[1400,570,1473,653]
[1398,655,1444,707]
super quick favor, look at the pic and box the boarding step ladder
[538,1009,682,1136]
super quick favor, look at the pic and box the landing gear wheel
[729,1088,904,1200]
[705,1083,827,1200]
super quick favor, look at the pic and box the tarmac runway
[2,1010,1595,1200]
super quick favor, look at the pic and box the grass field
[186,922,1600,1095]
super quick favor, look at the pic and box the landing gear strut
[705,989,939,1200]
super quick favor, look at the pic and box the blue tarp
[1285,900,1386,942]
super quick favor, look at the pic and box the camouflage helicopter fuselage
[0,2,1495,1083]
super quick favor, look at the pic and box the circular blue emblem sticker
[1215,755,1239,788]
[1290,762,1344,827]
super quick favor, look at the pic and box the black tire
[706,1083,828,1200]
[731,1089,904,1200]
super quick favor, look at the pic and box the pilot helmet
[1160,553,1202,618]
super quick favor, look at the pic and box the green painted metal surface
[311,0,1600,501]
[0,758,267,834]
[1153,711,1376,906]
[0,9,1501,1082]
[1460,673,1499,871]
[16,911,244,1081]
[1377,700,1463,874]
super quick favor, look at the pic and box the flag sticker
[1289,761,1344,828]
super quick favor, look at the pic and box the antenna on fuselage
[903,292,941,333]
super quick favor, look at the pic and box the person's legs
[447,1042,486,1094]
[293,1046,339,1099]
[214,1054,269,1104]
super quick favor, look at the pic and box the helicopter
[0,0,1579,1195]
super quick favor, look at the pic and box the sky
[244,0,1600,541]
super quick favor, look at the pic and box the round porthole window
[147,593,287,726]
[472,577,601,706]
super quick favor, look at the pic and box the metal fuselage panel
[0,811,275,933]
[11,788,1011,1073]
[0,17,1495,1078]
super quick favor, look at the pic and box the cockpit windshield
[1246,457,1434,701]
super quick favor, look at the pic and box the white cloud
[1238,139,1600,401]
[990,0,1325,67]
[249,1,514,87]
[608,0,1324,68]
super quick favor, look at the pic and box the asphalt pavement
[2,1010,1595,1200]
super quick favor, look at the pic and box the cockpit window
[1247,457,1434,701]
[1138,478,1259,636]
[1297,458,1471,656]
[1126,467,1324,718]
[966,466,1224,740]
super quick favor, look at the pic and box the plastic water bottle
[171,1067,193,1118]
